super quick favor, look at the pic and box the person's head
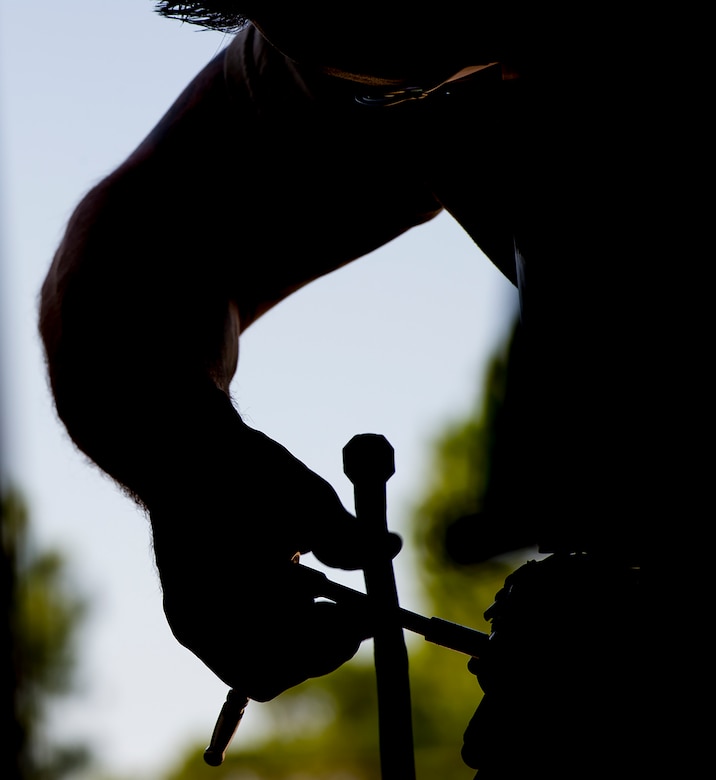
[155,3,509,84]
[155,2,251,34]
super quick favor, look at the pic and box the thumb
[310,508,403,570]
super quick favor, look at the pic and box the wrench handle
[203,689,249,766]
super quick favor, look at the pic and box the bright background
[0,2,518,776]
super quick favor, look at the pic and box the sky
[0,2,518,777]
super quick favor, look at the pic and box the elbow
[36,195,114,459]
[37,245,147,503]
[38,241,73,412]
[38,255,65,386]
[38,179,121,412]
[38,185,103,389]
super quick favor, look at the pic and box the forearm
[39,179,242,511]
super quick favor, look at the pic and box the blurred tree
[1,487,92,779]
[1,486,22,780]
[163,319,534,780]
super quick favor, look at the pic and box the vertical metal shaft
[343,434,416,780]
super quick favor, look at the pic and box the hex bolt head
[343,433,395,485]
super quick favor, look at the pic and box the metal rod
[295,564,490,658]
[343,433,416,780]
[203,689,249,766]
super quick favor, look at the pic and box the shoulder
[223,24,323,110]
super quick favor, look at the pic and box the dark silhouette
[38,5,643,777]
[1,495,22,780]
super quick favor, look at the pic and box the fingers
[256,600,370,698]
[311,520,403,570]
[161,555,372,702]
[236,422,403,570]
[202,599,369,703]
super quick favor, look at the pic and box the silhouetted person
[38,5,642,776]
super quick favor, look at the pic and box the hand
[150,420,401,701]
[461,555,642,776]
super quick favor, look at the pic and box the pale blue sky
[1,2,518,776]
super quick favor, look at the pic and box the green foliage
[1,486,92,779]
[163,323,527,779]
[410,331,519,631]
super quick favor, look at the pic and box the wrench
[203,434,489,767]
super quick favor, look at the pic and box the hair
[154,2,251,33]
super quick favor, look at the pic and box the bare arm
[39,26,429,698]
